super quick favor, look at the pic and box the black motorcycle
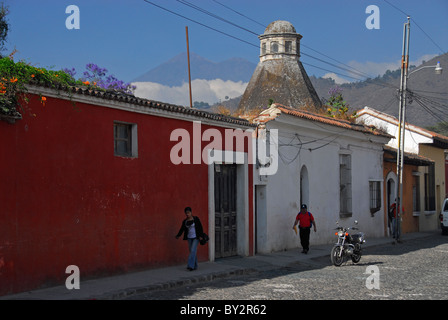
[330,221,365,266]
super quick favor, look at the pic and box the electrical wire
[142,0,259,49]
[147,0,385,84]
[176,0,259,36]
[382,0,446,54]
[412,92,448,124]
[144,0,445,120]
[211,0,267,29]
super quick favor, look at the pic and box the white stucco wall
[255,113,389,253]
[357,107,433,154]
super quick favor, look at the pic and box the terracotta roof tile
[30,83,255,128]
[263,103,393,138]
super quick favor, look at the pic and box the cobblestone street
[126,233,448,300]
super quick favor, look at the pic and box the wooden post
[186,26,193,108]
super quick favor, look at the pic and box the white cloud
[322,73,351,84]
[132,79,248,106]
[346,53,438,79]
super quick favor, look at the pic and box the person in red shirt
[389,198,405,241]
[293,204,317,254]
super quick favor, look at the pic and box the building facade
[0,85,255,296]
[357,107,448,233]
[253,104,391,253]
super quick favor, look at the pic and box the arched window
[300,165,309,207]
[271,41,278,53]
[261,42,266,55]
[285,41,292,53]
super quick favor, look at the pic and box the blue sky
[4,0,448,90]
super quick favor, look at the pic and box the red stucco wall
[0,93,253,295]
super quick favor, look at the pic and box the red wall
[0,93,253,295]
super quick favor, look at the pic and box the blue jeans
[392,218,401,239]
[187,238,199,269]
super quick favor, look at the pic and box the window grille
[340,154,352,217]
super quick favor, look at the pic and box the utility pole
[395,16,410,243]
[186,26,193,108]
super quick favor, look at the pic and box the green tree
[325,87,357,121]
[426,122,448,136]
[0,3,9,57]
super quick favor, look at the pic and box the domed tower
[238,20,322,113]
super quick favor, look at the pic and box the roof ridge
[26,82,256,127]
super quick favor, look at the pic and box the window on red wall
[114,122,138,158]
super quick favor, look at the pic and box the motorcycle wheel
[351,253,361,263]
[330,246,344,266]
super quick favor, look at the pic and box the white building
[254,104,392,253]
[357,107,448,231]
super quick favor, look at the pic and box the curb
[93,268,257,300]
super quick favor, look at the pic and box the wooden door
[214,164,237,258]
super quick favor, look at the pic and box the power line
[142,0,258,49]
[411,92,448,124]
[176,0,259,36]
[413,96,447,124]
[382,0,446,54]
[211,0,267,29]
[411,19,446,54]
[206,0,395,82]
[198,1,402,87]
[301,44,373,79]
[143,1,405,91]
[168,0,379,82]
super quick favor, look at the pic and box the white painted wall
[255,112,389,253]
[357,107,433,154]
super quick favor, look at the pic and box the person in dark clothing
[292,204,317,254]
[175,207,205,271]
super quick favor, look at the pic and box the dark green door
[214,164,237,258]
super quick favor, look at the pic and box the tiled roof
[357,106,448,148]
[28,83,256,128]
[259,103,393,138]
[383,145,434,166]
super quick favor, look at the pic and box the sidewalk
[1,231,435,300]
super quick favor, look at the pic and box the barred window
[114,122,138,158]
[369,181,381,214]
[340,154,352,217]
[412,173,420,213]
[424,163,435,211]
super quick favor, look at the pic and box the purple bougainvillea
[64,63,135,94]
[82,63,136,94]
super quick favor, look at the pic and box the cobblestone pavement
[125,233,448,300]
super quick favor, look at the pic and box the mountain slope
[310,52,448,128]
[133,51,447,129]
[133,52,256,86]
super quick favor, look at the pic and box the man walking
[293,204,317,254]
[389,198,404,243]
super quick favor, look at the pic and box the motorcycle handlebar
[334,226,359,231]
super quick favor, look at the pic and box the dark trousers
[299,227,311,251]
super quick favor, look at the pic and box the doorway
[386,172,397,236]
[214,164,237,258]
